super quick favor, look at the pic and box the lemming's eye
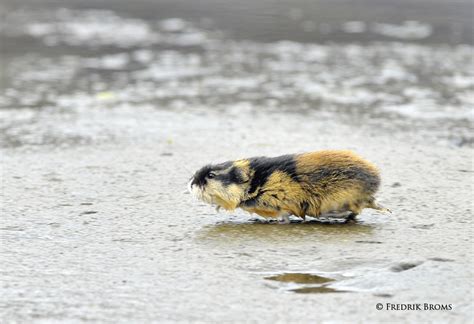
[208,172,216,179]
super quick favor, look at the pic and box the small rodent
[189,150,389,224]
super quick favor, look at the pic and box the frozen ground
[1,1,473,323]
[2,112,473,322]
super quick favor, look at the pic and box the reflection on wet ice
[198,221,374,244]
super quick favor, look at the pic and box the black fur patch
[191,161,232,187]
[248,154,297,195]
[215,166,245,185]
[239,197,257,208]
[191,165,211,187]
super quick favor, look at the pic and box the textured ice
[1,8,473,148]
[160,18,187,32]
[84,53,131,70]
[372,21,433,40]
[24,10,157,47]
[342,21,367,34]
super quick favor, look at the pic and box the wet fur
[190,150,388,221]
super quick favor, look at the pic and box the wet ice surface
[1,4,474,323]
[2,113,473,322]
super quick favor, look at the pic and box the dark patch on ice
[291,286,348,294]
[390,261,423,272]
[429,257,454,262]
[80,210,98,215]
[452,137,473,147]
[373,293,393,298]
[265,273,334,284]
[355,240,383,244]
[411,223,435,229]
[0,226,25,231]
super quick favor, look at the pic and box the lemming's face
[188,161,250,210]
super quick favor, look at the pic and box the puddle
[200,221,374,245]
[265,273,334,284]
[264,272,346,294]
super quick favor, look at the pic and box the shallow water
[1,0,473,322]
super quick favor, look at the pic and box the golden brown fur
[189,150,389,223]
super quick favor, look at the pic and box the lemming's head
[188,160,251,210]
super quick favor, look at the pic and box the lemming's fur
[189,150,389,223]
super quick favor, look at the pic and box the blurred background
[0,0,473,148]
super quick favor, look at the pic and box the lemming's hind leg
[347,200,364,215]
